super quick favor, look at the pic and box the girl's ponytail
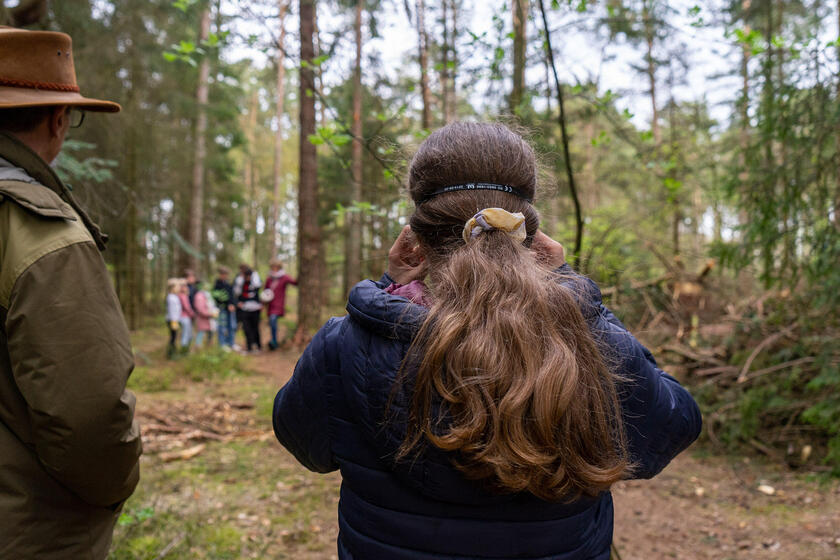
[397,122,629,500]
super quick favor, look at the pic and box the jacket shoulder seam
[0,210,93,308]
[0,180,77,221]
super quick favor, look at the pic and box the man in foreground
[0,26,142,558]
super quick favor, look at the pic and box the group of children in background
[165,259,297,359]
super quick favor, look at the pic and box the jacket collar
[346,279,427,342]
[0,132,109,249]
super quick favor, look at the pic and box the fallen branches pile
[606,265,839,472]
[138,399,272,459]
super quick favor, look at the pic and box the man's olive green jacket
[0,132,142,559]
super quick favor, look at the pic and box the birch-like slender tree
[271,0,289,259]
[415,0,431,129]
[186,4,212,272]
[345,0,364,293]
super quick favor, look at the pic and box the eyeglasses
[69,108,86,129]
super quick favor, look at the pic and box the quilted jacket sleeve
[557,265,702,479]
[273,318,342,473]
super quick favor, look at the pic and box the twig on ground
[662,343,727,367]
[154,532,186,560]
[737,323,798,383]
[738,356,816,384]
[159,444,205,462]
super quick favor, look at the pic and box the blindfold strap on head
[420,183,533,203]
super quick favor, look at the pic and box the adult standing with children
[263,258,297,350]
[273,123,701,560]
[0,27,142,559]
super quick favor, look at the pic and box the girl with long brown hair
[273,122,701,560]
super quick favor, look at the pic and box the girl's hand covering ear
[387,225,428,285]
[531,230,566,269]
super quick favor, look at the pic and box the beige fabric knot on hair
[462,208,527,243]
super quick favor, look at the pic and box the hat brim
[0,86,120,112]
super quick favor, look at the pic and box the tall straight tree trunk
[296,0,323,340]
[187,5,212,273]
[446,0,458,122]
[668,72,680,257]
[441,0,450,122]
[739,0,751,155]
[511,0,528,113]
[416,0,431,129]
[271,0,289,259]
[315,12,327,127]
[345,0,364,295]
[835,0,840,230]
[736,0,751,235]
[123,32,141,329]
[440,0,458,123]
[538,0,583,260]
[643,4,660,146]
[243,88,259,265]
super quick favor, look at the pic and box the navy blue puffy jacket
[273,266,702,559]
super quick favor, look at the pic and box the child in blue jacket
[273,122,701,560]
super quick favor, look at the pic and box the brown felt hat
[0,26,120,112]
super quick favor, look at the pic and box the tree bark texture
[271,0,289,259]
[416,0,431,129]
[243,88,258,266]
[835,0,840,230]
[511,0,528,113]
[297,0,323,338]
[440,0,457,123]
[187,5,212,272]
[345,0,364,295]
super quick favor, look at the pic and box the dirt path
[120,337,840,559]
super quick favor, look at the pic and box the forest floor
[110,325,840,560]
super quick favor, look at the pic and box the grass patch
[181,348,249,381]
[128,365,176,392]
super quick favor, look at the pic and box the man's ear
[48,106,69,138]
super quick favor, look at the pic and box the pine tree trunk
[446,0,458,122]
[416,0,431,129]
[271,0,289,259]
[345,0,364,295]
[123,32,141,329]
[187,5,212,273]
[244,88,258,266]
[441,0,450,122]
[643,5,660,146]
[739,0,751,154]
[440,0,458,123]
[835,0,840,231]
[315,12,327,127]
[296,0,323,341]
[511,0,528,113]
